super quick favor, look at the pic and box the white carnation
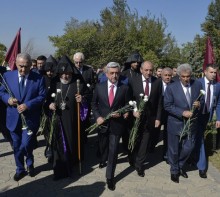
[133,107,138,112]
[87,83,91,87]
[200,89,206,95]
[144,95,149,102]
[140,93,144,97]
[129,101,134,106]
[51,93,56,98]
[57,89,61,93]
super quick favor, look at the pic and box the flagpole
[1,61,6,67]
[4,28,21,70]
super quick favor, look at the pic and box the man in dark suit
[0,53,46,181]
[92,62,131,191]
[160,67,173,162]
[73,52,96,142]
[195,64,220,178]
[121,52,143,155]
[164,63,202,183]
[130,61,162,177]
[73,52,96,91]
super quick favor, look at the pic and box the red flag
[5,28,21,70]
[203,36,215,71]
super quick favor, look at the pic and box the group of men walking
[0,51,220,191]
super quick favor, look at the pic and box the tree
[181,35,205,75]
[0,43,7,65]
[201,0,220,65]
[49,0,181,69]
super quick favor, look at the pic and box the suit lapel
[12,71,21,100]
[137,75,144,94]
[111,82,122,108]
[190,81,197,106]
[177,81,190,108]
[103,81,109,107]
[21,73,33,100]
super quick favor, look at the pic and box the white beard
[60,77,72,84]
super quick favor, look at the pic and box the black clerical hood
[125,51,144,64]
[44,55,57,72]
[56,55,79,74]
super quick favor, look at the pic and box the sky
[0,0,212,58]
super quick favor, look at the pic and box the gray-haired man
[92,62,132,191]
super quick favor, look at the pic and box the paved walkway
[0,133,220,197]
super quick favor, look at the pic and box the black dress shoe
[136,168,145,177]
[13,171,27,181]
[99,162,107,169]
[106,178,115,191]
[171,174,179,183]
[179,169,188,178]
[27,165,35,177]
[199,170,207,178]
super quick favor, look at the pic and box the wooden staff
[76,79,82,174]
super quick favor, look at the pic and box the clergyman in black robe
[47,55,89,180]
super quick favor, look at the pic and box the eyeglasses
[74,61,82,64]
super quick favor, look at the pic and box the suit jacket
[121,68,140,85]
[80,65,96,89]
[130,75,163,124]
[197,78,220,121]
[91,80,132,135]
[0,70,46,131]
[159,79,174,125]
[164,79,203,135]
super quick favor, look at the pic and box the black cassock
[49,76,89,179]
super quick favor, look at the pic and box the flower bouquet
[0,74,32,135]
[179,89,206,141]
[48,89,61,145]
[37,106,48,135]
[86,103,134,134]
[128,94,149,152]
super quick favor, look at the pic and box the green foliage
[49,0,181,69]
[0,43,7,64]
[201,0,220,66]
[181,35,205,76]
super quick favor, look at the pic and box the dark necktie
[145,79,149,96]
[206,82,211,112]
[109,84,114,107]
[19,76,25,96]
[185,85,191,108]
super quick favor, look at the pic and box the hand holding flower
[8,97,18,106]
[123,112,129,119]
[192,101,200,109]
[133,111,140,118]
[182,111,193,118]
[49,103,56,111]
[155,120,160,128]
[179,89,206,141]
[111,112,121,118]
[97,117,105,125]
[17,103,28,113]
[216,121,220,128]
